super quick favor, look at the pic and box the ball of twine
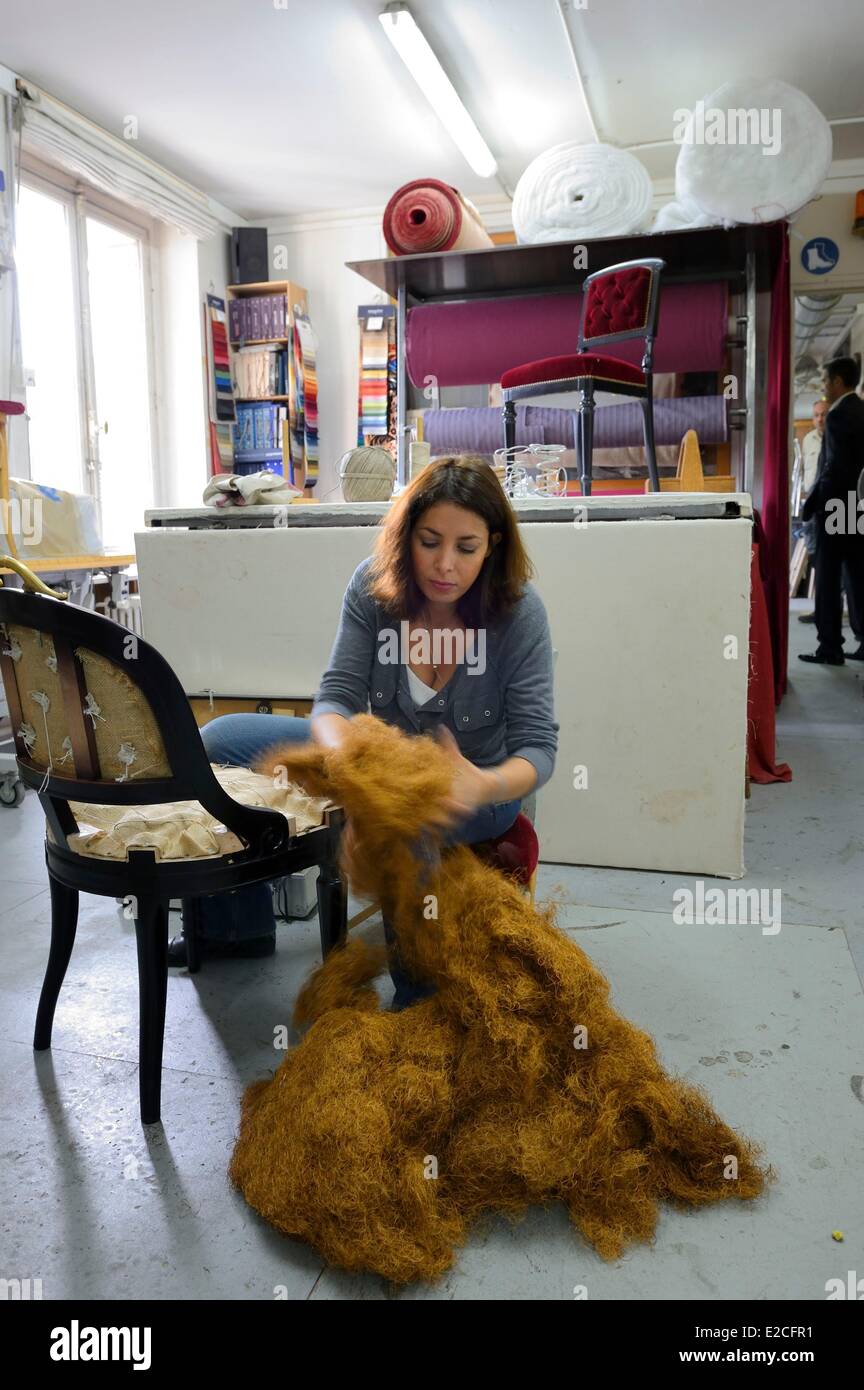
[338,446,397,502]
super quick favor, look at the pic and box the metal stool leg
[578,381,595,497]
[503,397,516,452]
[642,390,660,492]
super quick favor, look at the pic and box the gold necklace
[420,605,445,687]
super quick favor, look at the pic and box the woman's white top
[406,666,439,706]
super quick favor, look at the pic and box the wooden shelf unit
[226,279,309,487]
[227,281,308,340]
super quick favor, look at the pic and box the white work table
[137,494,753,876]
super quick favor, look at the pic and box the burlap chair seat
[55,765,330,862]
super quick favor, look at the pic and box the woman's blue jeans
[196,713,520,1006]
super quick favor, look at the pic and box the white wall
[266,213,388,501]
[790,188,864,293]
[151,224,234,510]
[152,224,206,509]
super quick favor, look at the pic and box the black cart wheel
[0,777,25,808]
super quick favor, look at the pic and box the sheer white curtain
[0,91,29,491]
[19,83,219,241]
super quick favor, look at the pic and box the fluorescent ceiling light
[379,4,498,179]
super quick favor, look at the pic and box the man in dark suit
[800,357,864,665]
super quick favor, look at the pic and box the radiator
[111,595,143,636]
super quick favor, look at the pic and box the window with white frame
[16,160,158,552]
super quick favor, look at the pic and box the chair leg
[33,874,79,1050]
[642,392,660,492]
[181,896,202,975]
[317,859,347,959]
[578,382,595,497]
[502,397,516,452]
[134,895,169,1125]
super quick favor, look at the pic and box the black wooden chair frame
[0,585,346,1124]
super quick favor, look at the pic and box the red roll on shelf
[383,179,494,256]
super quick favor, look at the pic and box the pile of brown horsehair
[228,716,772,1284]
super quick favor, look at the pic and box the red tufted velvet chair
[471,811,539,905]
[501,258,665,496]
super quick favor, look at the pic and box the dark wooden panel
[55,638,100,781]
[347,222,778,302]
[0,642,26,753]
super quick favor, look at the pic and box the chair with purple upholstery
[500,258,665,496]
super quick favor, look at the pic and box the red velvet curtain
[748,543,792,783]
[760,223,791,703]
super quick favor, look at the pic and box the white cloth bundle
[8,478,103,556]
[651,196,717,233]
[653,78,833,230]
[512,141,653,244]
[202,471,302,508]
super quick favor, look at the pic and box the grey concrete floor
[0,599,861,1301]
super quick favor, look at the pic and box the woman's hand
[433,726,496,828]
[338,728,488,873]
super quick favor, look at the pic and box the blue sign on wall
[801,237,840,275]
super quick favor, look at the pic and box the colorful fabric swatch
[210,422,235,473]
[206,296,236,427]
[358,309,397,450]
[357,305,396,446]
[295,312,319,486]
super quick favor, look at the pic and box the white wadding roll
[674,78,833,225]
[512,142,653,244]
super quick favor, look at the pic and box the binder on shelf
[226,280,313,487]
[227,287,299,344]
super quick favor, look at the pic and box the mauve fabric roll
[383,180,494,256]
[406,282,727,387]
[423,397,728,455]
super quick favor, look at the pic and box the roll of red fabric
[382,179,493,256]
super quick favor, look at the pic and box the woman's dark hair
[367,455,533,625]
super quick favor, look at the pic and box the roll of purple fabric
[423,397,728,455]
[407,282,727,388]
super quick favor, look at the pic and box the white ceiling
[0,0,862,218]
